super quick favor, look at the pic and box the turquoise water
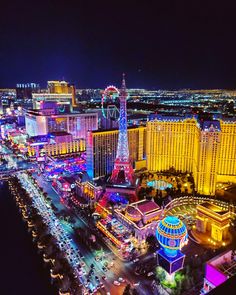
[147,179,172,190]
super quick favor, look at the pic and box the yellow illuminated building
[217,120,236,183]
[47,80,76,107]
[76,180,103,201]
[147,117,199,173]
[87,126,146,178]
[27,132,85,157]
[196,202,231,242]
[146,116,236,195]
[196,122,221,195]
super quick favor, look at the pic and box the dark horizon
[1,1,236,90]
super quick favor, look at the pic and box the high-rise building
[16,83,40,100]
[86,126,146,179]
[196,121,221,195]
[218,119,236,182]
[146,115,236,195]
[146,115,199,174]
[47,80,76,107]
[25,109,98,139]
[32,80,76,110]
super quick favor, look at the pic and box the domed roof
[156,216,188,251]
[126,205,142,222]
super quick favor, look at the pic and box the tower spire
[121,73,127,97]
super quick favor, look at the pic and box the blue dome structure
[156,216,188,257]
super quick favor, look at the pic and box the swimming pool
[147,179,172,190]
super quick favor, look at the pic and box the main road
[33,173,155,295]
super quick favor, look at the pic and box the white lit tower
[110,74,134,185]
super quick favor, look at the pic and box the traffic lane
[31,173,153,294]
[52,202,119,289]
[69,213,153,293]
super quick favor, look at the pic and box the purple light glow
[205,263,227,287]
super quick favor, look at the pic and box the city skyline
[1,1,236,89]
[1,2,236,295]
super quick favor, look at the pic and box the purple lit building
[115,198,163,241]
[25,108,98,139]
[201,250,236,294]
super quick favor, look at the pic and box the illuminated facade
[27,132,86,157]
[86,126,146,179]
[32,80,76,109]
[48,80,72,93]
[196,121,221,195]
[76,180,103,202]
[32,93,73,112]
[25,109,98,139]
[115,199,163,241]
[147,115,199,174]
[147,115,236,195]
[48,80,76,107]
[196,202,231,242]
[217,119,236,183]
[201,250,236,294]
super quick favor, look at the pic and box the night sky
[1,0,236,89]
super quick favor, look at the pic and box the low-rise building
[115,199,163,241]
[196,201,231,243]
[201,250,236,294]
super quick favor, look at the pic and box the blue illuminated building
[156,216,188,274]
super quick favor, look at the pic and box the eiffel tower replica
[110,74,135,185]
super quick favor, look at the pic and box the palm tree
[123,284,132,295]
[59,274,71,294]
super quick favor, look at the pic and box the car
[81,261,85,267]
[147,272,154,277]
[102,276,107,280]
[102,266,107,272]
[118,277,125,283]
[90,263,95,269]
[88,269,94,275]
[95,276,99,281]
[133,281,140,286]
[78,270,83,277]
[113,280,120,286]
[100,283,105,288]
[95,256,100,261]
[133,258,139,263]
